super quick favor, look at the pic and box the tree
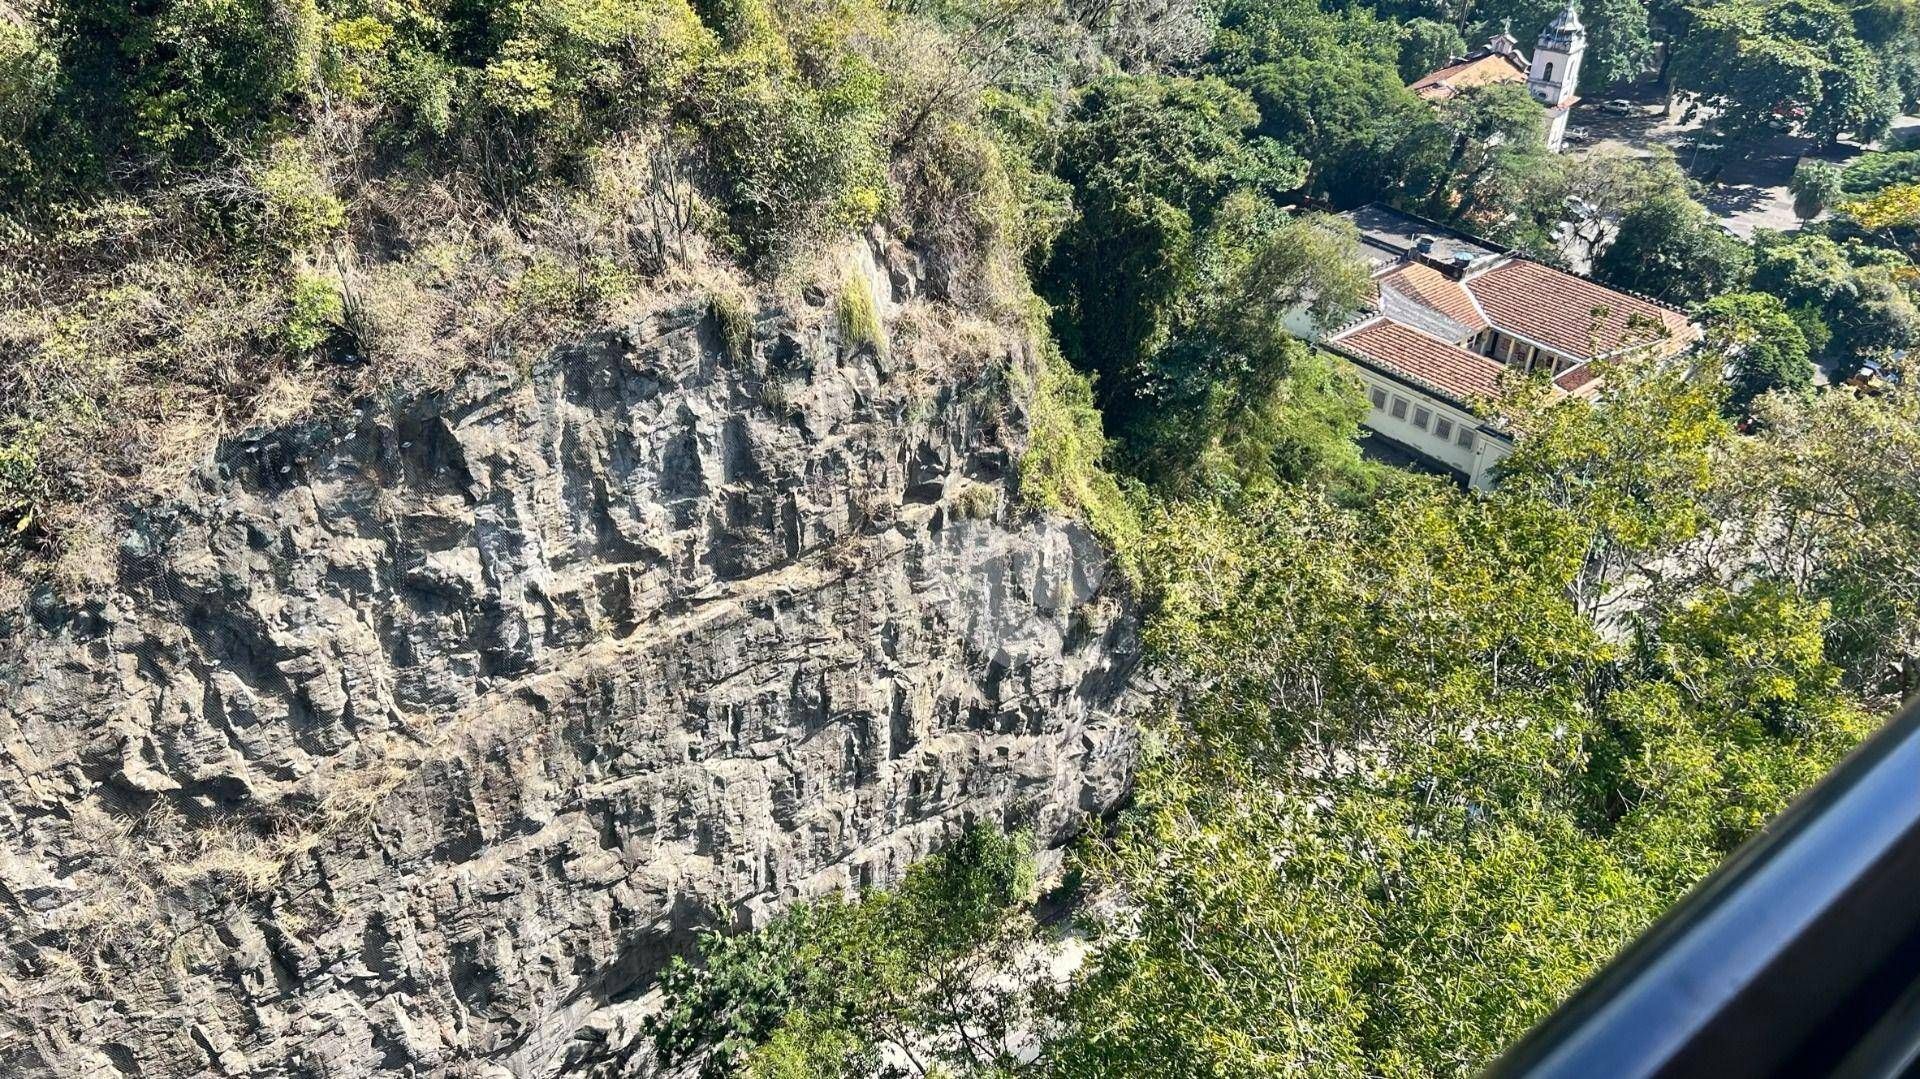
[1839,182,1920,260]
[1671,0,1829,156]
[1131,206,1375,492]
[1574,0,1660,90]
[1042,378,1868,1074]
[1789,160,1844,223]
[1238,55,1444,205]
[1501,147,1689,266]
[1721,385,1920,693]
[648,827,1048,1078]
[1040,74,1304,428]
[1212,0,1404,70]
[1696,292,1814,413]
[1750,229,1920,359]
[1592,191,1751,304]
[1672,0,1904,165]
[1424,81,1551,220]
[1398,17,1466,83]
[1806,38,1899,148]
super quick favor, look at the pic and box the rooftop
[1328,317,1509,404]
[1379,262,1490,334]
[1408,51,1529,102]
[1463,259,1693,361]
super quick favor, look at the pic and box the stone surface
[0,290,1139,1077]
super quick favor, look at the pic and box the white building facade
[1313,204,1695,491]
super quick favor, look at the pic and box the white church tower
[1528,3,1585,151]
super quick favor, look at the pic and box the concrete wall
[1354,369,1510,489]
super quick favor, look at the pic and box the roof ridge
[1323,318,1509,410]
[1326,310,1386,340]
[1507,255,1692,316]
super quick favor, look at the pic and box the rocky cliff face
[0,281,1139,1077]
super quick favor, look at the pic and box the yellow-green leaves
[283,271,344,353]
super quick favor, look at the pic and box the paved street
[1566,96,1920,238]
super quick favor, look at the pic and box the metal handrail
[1484,698,1920,1078]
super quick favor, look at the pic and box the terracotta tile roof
[1329,318,1508,404]
[1409,53,1528,101]
[1379,262,1489,332]
[1554,363,1600,394]
[1464,260,1694,361]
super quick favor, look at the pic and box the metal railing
[1485,699,1920,1078]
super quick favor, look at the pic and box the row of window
[1367,385,1477,450]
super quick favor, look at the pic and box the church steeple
[1527,2,1585,109]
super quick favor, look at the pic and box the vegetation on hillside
[5,0,1920,1074]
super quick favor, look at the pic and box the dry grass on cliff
[0,131,893,595]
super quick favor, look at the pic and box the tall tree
[1039,74,1304,425]
[1237,54,1445,205]
[1593,191,1752,304]
[1697,291,1815,413]
[1423,80,1551,219]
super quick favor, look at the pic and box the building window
[1412,406,1432,431]
[1369,386,1388,410]
[1456,427,1476,450]
[1390,396,1409,420]
[1543,61,1555,83]
[1434,416,1454,441]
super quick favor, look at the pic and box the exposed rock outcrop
[0,286,1139,1076]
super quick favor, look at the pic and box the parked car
[1599,98,1639,115]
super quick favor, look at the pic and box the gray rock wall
[0,292,1139,1077]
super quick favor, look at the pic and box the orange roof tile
[1464,260,1694,361]
[1329,318,1507,404]
[1379,262,1489,332]
[1409,53,1528,101]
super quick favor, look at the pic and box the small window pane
[1456,427,1476,449]
[1434,417,1454,440]
[1369,386,1388,410]
[1412,406,1432,430]
[1390,397,1409,420]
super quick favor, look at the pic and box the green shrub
[835,268,886,355]
[283,271,343,353]
[1018,347,1142,573]
[689,37,888,267]
[1842,149,1920,194]
[0,424,45,541]
[253,140,344,252]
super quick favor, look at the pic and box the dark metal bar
[1484,698,1920,1079]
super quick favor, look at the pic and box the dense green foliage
[649,827,1047,1077]
[1697,291,1815,412]
[6,0,1920,1074]
[1671,0,1910,156]
[1593,191,1753,304]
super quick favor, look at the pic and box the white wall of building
[1353,370,1510,490]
